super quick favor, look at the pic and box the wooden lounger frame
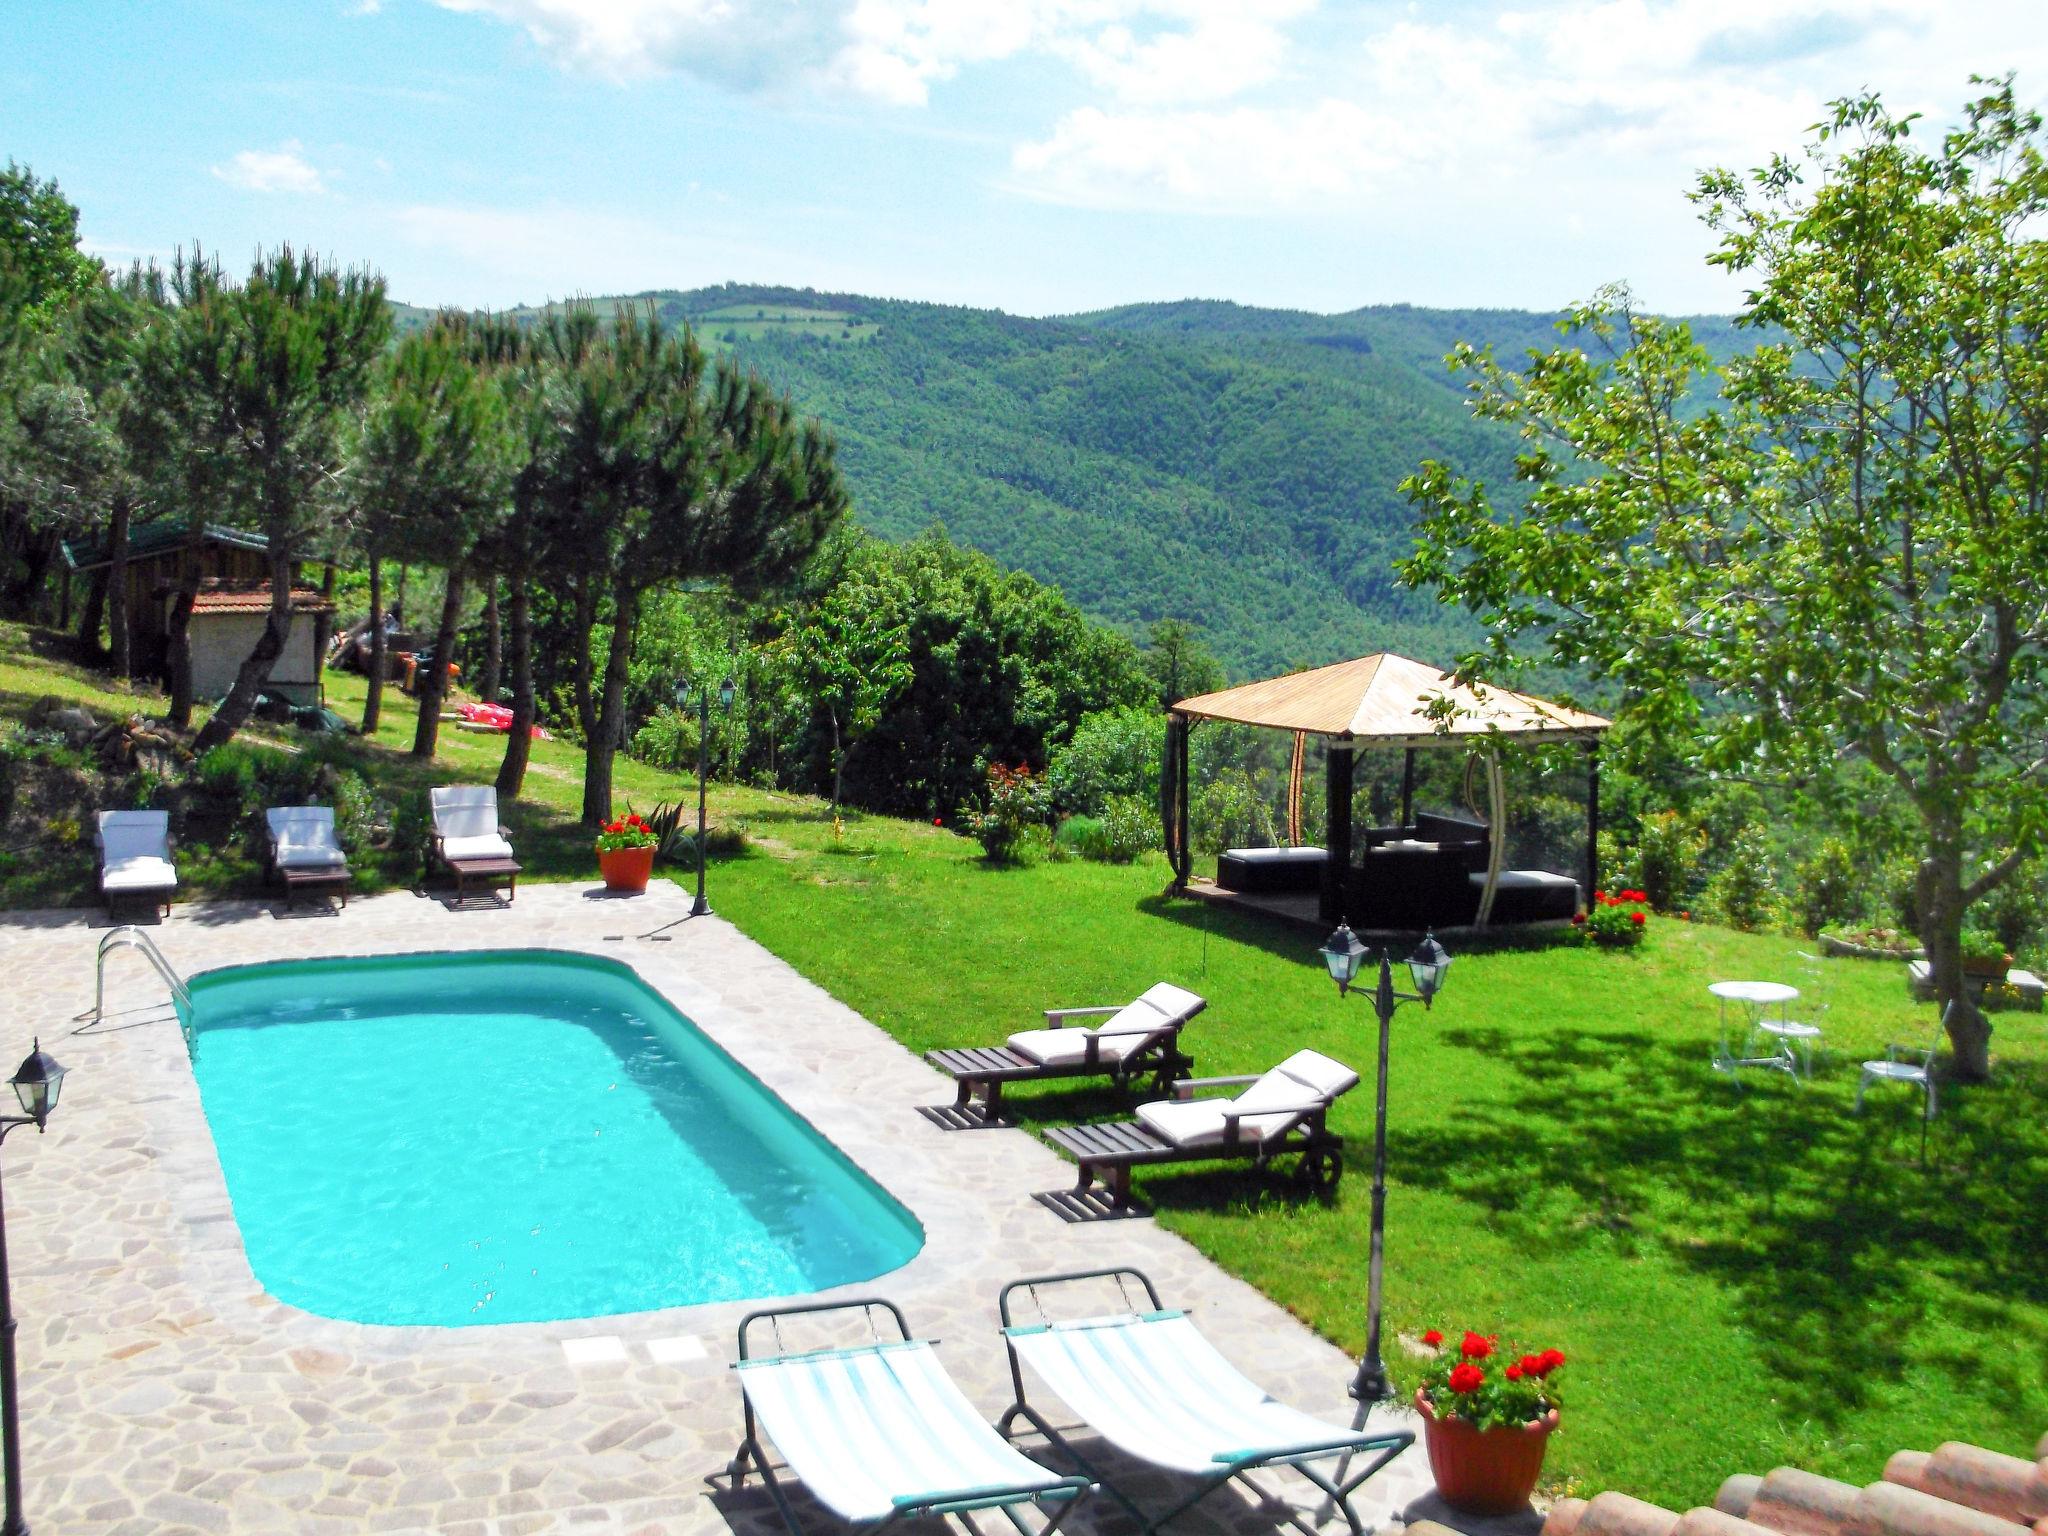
[1041,1072,1343,1208]
[926,1005,1196,1126]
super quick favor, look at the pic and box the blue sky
[6,1,2040,317]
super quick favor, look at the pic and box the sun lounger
[1042,1049,1358,1208]
[96,809,177,918]
[729,1295,1092,1535]
[264,805,353,909]
[997,1267,1413,1536]
[429,785,519,902]
[925,983,1203,1125]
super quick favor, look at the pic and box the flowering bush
[1417,1329,1565,1432]
[1575,889,1650,947]
[962,762,1051,864]
[595,812,659,853]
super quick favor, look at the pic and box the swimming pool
[185,950,923,1327]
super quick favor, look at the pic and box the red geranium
[1418,1326,1566,1431]
[1630,911,1646,926]
[1420,1328,1443,1347]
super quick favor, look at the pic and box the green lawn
[5,627,2043,1509]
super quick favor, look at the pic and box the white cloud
[431,0,1318,107]
[1013,99,1396,210]
[210,140,327,195]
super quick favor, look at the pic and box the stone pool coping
[2,879,1472,1535]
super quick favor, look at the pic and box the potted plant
[1959,926,2012,981]
[1573,889,1650,948]
[595,812,659,894]
[1414,1329,1565,1515]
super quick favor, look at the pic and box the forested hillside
[398,285,1744,677]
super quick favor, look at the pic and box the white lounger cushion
[1006,1311,1363,1476]
[430,786,502,841]
[266,807,348,869]
[1136,1048,1357,1147]
[1009,1027,1143,1066]
[736,1341,1073,1524]
[1008,982,1204,1066]
[98,811,176,893]
[102,856,177,893]
[441,832,515,862]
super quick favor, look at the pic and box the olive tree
[1402,81,2048,1080]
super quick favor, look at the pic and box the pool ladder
[92,926,196,1057]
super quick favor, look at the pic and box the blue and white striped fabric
[1006,1312,1362,1475]
[738,1340,1074,1525]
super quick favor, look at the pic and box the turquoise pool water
[186,950,922,1327]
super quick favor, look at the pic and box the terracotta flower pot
[597,843,655,893]
[1417,1390,1559,1516]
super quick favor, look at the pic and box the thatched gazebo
[1163,653,1610,931]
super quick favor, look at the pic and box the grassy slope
[6,628,2042,1508]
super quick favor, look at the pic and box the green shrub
[1046,707,1162,817]
[1974,864,2044,959]
[964,762,1050,864]
[1632,811,1705,911]
[389,787,436,871]
[1190,767,1278,855]
[1054,815,1107,859]
[1792,836,1861,936]
[1707,823,1782,932]
[630,707,698,772]
[1100,794,1162,862]
[329,769,380,851]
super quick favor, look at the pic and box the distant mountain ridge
[393,284,1745,678]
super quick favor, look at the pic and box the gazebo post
[1175,715,1192,890]
[1399,748,1415,829]
[1585,738,1600,901]
[1323,738,1354,925]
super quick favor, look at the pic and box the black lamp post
[674,676,736,918]
[1317,925,1450,1405]
[1,1040,66,1536]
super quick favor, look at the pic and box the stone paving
[0,879,1510,1536]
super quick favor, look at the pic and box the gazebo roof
[1172,652,1609,745]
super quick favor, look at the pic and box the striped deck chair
[997,1268,1413,1535]
[731,1296,1092,1534]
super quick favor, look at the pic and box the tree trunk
[581,581,638,827]
[363,553,385,734]
[165,561,200,728]
[829,707,844,832]
[569,568,599,748]
[480,578,502,703]
[311,560,336,703]
[1918,839,1993,1082]
[106,494,132,678]
[74,567,107,656]
[411,563,465,758]
[190,547,294,754]
[495,575,534,801]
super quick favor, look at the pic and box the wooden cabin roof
[61,519,270,574]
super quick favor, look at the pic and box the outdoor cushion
[98,810,170,864]
[431,786,500,840]
[102,856,177,893]
[1008,1027,1145,1067]
[1136,1048,1357,1147]
[1378,839,1440,853]
[267,807,347,869]
[442,833,515,862]
[1009,981,1202,1064]
[1272,1048,1360,1100]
